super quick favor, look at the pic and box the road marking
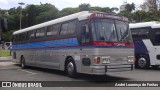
[17,69,36,75]
[0,67,20,70]
[0,62,15,66]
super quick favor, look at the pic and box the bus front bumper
[90,64,134,75]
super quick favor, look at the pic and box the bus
[12,11,134,77]
[130,21,160,69]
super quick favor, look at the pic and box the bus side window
[47,24,60,36]
[60,20,77,35]
[68,20,77,34]
[15,35,19,43]
[36,28,45,38]
[60,23,69,35]
[27,30,35,40]
[81,22,90,44]
[153,30,160,45]
[19,33,26,42]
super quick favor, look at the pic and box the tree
[146,0,157,11]
[119,3,135,22]
[125,3,135,13]
[155,0,160,10]
[35,3,59,24]
[90,6,102,11]
[22,3,59,27]
[6,7,21,30]
[2,30,14,42]
[90,7,118,13]
[110,7,119,12]
[79,3,91,11]
[59,7,79,17]
[3,2,160,42]
[25,5,37,27]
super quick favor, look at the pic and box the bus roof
[13,11,92,35]
[13,11,127,35]
[129,21,160,29]
[151,23,160,29]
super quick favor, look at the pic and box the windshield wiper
[109,29,116,42]
[119,29,128,42]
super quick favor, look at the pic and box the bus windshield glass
[91,18,132,43]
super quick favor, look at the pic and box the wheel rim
[67,62,74,75]
[138,57,147,68]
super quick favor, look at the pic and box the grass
[0,50,11,57]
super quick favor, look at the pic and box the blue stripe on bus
[12,38,134,50]
[134,40,148,54]
[12,38,79,49]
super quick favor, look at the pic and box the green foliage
[59,7,79,17]
[79,3,91,11]
[26,5,37,26]
[24,3,59,26]
[35,3,59,24]
[125,3,135,13]
[1,2,160,42]
[90,7,118,13]
[0,50,10,57]
[119,2,160,23]
[2,30,14,42]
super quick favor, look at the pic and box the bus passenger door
[79,21,92,73]
[80,21,91,44]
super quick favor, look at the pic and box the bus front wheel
[65,58,77,78]
[136,56,150,69]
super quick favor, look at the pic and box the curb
[0,56,12,62]
[0,60,12,62]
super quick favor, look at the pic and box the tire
[136,55,150,69]
[21,56,26,69]
[65,58,77,78]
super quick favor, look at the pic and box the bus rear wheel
[21,56,26,69]
[136,56,149,69]
[65,58,77,78]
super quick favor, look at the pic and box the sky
[0,0,145,10]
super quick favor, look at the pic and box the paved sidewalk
[0,56,12,62]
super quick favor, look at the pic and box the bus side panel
[12,50,20,64]
[58,49,82,72]
[134,40,148,55]
[58,47,134,74]
[57,47,134,74]
[143,40,160,65]
[12,50,34,66]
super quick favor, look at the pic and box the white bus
[12,11,134,77]
[130,21,160,69]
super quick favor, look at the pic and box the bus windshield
[91,19,132,43]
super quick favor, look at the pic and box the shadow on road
[16,65,131,82]
[135,66,160,71]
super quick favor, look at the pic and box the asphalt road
[0,60,160,90]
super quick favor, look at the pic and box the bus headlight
[128,56,134,63]
[94,57,101,64]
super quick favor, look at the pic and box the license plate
[102,57,110,64]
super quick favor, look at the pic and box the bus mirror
[1,18,8,32]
